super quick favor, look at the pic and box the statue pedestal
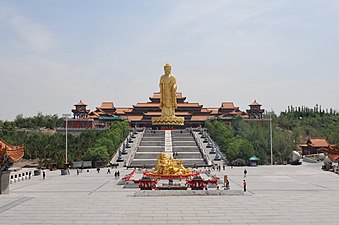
[152,116,184,126]
[0,171,10,195]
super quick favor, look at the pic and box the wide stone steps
[139,142,164,146]
[173,147,201,152]
[129,159,206,168]
[134,152,202,159]
[137,147,164,152]
[129,129,207,168]
[172,141,197,146]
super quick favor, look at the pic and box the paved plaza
[1,162,339,225]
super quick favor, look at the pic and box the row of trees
[0,114,129,168]
[206,105,338,165]
[205,120,254,163]
[0,113,64,129]
[82,121,129,162]
[278,106,339,145]
[207,119,299,165]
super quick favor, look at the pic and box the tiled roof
[249,100,262,106]
[228,110,242,115]
[100,102,114,109]
[307,138,330,147]
[74,100,87,106]
[115,108,132,114]
[207,108,219,114]
[221,102,235,109]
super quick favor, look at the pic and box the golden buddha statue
[152,64,184,125]
[160,64,177,117]
[152,152,190,175]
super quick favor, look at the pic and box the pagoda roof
[94,107,112,116]
[207,108,219,115]
[228,110,243,115]
[200,108,212,113]
[99,101,115,109]
[306,138,330,147]
[249,100,262,106]
[88,112,99,119]
[221,102,235,109]
[115,108,132,114]
[74,100,87,106]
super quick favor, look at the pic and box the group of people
[114,170,120,178]
[243,169,247,192]
[220,168,248,192]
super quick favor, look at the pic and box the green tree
[83,146,109,161]
[226,138,254,162]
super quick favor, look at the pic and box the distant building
[67,100,95,129]
[66,92,265,129]
[246,100,265,119]
[71,100,90,119]
[299,137,335,155]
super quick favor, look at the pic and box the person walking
[226,180,230,190]
[42,170,46,179]
[244,169,247,177]
[77,168,79,175]
[243,180,247,192]
[107,168,111,174]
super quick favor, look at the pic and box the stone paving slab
[0,163,339,224]
[135,190,244,197]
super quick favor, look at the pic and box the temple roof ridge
[249,99,262,106]
[74,100,87,106]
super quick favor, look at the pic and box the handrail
[204,131,228,164]
[126,128,145,166]
[192,131,212,165]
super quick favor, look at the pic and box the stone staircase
[129,129,207,168]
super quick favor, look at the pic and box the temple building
[246,100,265,119]
[66,100,95,129]
[299,137,336,155]
[72,100,90,119]
[66,92,265,129]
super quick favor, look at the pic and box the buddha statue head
[164,63,171,75]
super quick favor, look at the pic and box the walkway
[1,162,339,224]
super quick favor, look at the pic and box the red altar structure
[133,177,158,190]
[186,176,218,190]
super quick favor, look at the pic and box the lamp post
[269,112,273,165]
[62,114,71,165]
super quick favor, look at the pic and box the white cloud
[9,15,57,54]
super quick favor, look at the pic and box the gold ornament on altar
[152,152,191,175]
[152,64,184,125]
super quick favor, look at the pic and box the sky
[1,0,338,120]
